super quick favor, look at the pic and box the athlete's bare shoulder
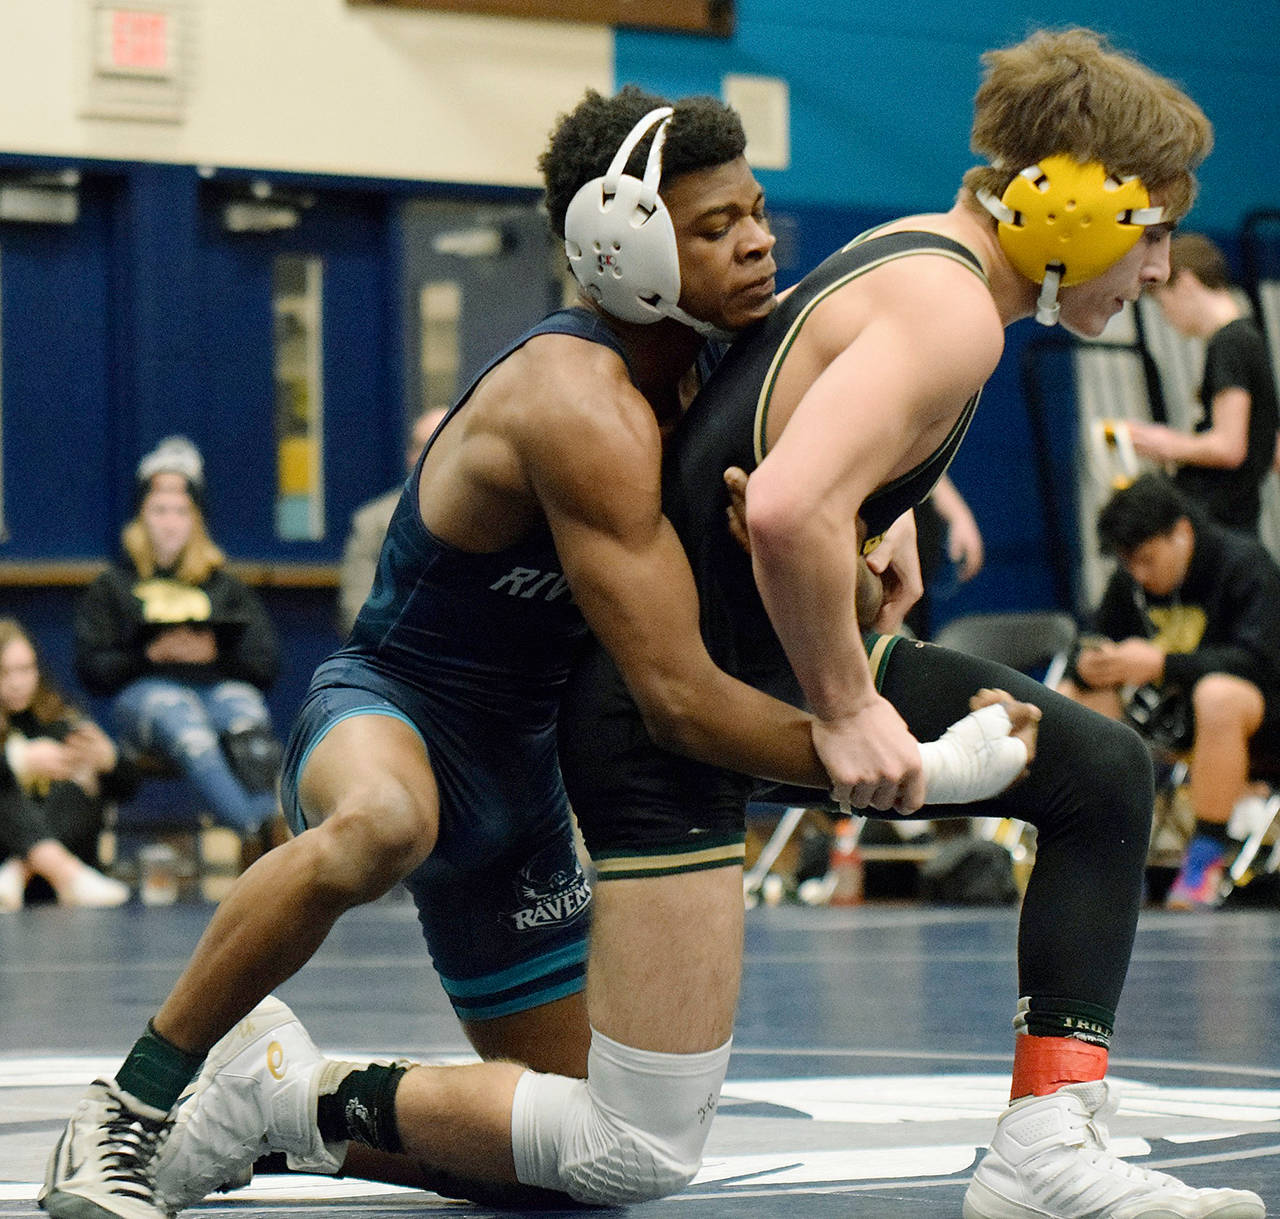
[806,260,1000,373]
[526,329,663,458]
[504,330,636,417]
[879,212,1004,340]
[418,327,662,550]
[825,215,1005,383]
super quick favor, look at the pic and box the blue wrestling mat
[3,901,1278,1216]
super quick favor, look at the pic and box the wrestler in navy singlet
[280,308,620,1021]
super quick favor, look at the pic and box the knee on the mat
[559,1115,703,1205]
[532,1076,706,1206]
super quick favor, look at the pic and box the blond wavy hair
[962,28,1213,224]
[122,496,225,585]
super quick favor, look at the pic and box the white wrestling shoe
[963,1080,1266,1219]
[154,996,348,1213]
[39,1079,173,1219]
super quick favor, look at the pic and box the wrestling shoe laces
[39,1079,173,1219]
[100,1099,169,1201]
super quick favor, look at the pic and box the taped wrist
[920,702,1027,804]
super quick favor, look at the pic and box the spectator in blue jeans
[74,437,283,838]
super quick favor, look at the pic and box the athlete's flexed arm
[519,341,834,789]
[743,256,1004,811]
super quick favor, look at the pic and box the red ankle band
[1010,1034,1108,1100]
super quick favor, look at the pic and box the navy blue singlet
[280,307,625,1021]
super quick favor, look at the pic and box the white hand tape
[920,702,1028,804]
[826,702,1028,811]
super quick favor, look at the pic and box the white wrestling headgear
[563,106,721,336]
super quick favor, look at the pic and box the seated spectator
[1127,233,1280,535]
[74,436,283,842]
[0,618,132,909]
[1058,474,1280,908]
[338,408,446,635]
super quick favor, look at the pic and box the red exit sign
[96,7,175,77]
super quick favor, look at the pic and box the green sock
[113,1020,206,1113]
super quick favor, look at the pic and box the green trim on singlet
[865,630,907,690]
[751,232,990,467]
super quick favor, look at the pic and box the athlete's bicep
[526,399,712,714]
[553,495,707,682]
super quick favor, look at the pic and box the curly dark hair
[539,84,747,239]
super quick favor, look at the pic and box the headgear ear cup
[977,155,1164,325]
[564,106,680,324]
[563,105,727,337]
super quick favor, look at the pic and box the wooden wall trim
[346,0,733,36]
[0,560,340,589]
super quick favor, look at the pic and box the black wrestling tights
[876,636,1153,1021]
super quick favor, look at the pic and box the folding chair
[1226,794,1280,892]
[1222,753,1280,899]
[932,610,1078,689]
[1147,742,1280,901]
[106,750,215,899]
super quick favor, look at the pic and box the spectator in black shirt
[74,437,282,838]
[1060,474,1280,907]
[0,618,133,909]
[1129,233,1279,533]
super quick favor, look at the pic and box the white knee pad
[511,1027,732,1205]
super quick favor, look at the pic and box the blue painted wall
[5,6,1280,727]
[617,3,1280,228]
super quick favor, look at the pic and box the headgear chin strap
[976,155,1163,326]
[563,106,726,338]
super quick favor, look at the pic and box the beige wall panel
[0,0,614,186]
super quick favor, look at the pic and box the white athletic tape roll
[829,702,1028,813]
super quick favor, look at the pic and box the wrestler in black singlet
[562,230,1154,1045]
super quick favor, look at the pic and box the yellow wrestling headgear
[977,155,1164,326]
